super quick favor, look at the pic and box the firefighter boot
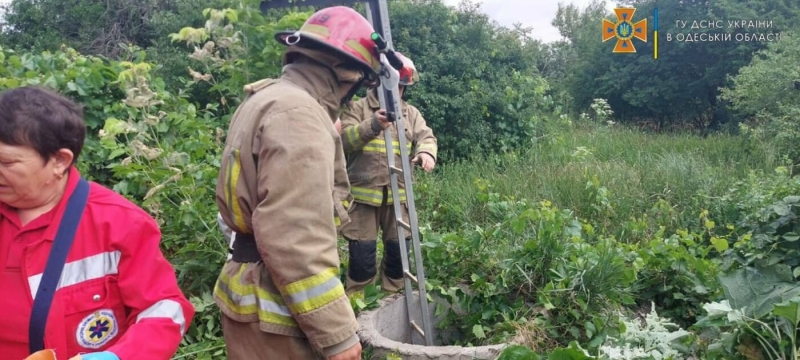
[381,238,410,293]
[346,239,377,295]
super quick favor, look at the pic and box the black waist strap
[231,233,261,263]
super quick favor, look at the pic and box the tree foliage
[388,0,549,161]
[552,0,800,132]
[720,29,800,165]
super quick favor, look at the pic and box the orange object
[24,350,56,360]
[22,350,82,360]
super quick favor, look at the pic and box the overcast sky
[0,0,616,44]
[443,0,617,43]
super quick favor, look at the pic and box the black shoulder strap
[28,177,90,354]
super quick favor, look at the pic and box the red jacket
[0,167,195,359]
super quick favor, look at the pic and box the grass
[414,122,778,237]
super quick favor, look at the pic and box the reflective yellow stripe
[214,264,297,327]
[351,187,382,205]
[281,267,345,314]
[224,149,249,233]
[343,126,364,149]
[362,144,400,155]
[416,143,437,157]
[345,39,378,70]
[351,186,406,205]
[362,138,412,155]
[334,199,349,227]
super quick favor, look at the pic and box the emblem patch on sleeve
[76,309,119,349]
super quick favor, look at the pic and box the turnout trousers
[341,188,410,294]
[221,313,325,360]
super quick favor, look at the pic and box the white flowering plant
[597,302,692,360]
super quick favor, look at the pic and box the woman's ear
[52,148,74,174]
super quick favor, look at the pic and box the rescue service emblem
[76,309,119,349]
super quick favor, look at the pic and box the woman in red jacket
[0,86,195,360]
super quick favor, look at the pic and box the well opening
[357,291,512,360]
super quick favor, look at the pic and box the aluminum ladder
[258,0,434,346]
[364,0,434,346]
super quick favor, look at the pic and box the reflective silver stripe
[136,299,188,334]
[215,277,292,317]
[28,250,121,299]
[285,276,340,306]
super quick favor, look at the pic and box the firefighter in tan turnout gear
[212,6,382,360]
[340,52,438,295]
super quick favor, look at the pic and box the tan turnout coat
[340,90,437,206]
[213,61,357,356]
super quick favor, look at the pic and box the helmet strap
[340,77,366,107]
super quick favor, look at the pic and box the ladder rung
[390,166,404,176]
[410,321,425,337]
[397,219,411,231]
[404,270,418,284]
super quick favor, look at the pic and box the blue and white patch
[76,309,118,349]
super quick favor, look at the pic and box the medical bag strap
[28,177,91,354]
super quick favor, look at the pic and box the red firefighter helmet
[275,6,381,87]
[395,52,419,86]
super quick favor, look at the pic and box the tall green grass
[415,123,779,237]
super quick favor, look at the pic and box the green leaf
[783,232,800,242]
[773,297,800,326]
[710,236,729,252]
[773,204,791,216]
[103,117,128,136]
[107,148,126,160]
[548,341,593,359]
[565,220,582,237]
[355,299,367,309]
[510,217,526,233]
[719,265,800,318]
[584,321,595,339]
[587,333,606,348]
[784,196,800,204]
[472,324,486,339]
[497,345,539,360]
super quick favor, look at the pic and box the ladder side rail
[388,69,435,348]
[372,0,435,343]
[364,0,422,345]
[365,0,433,346]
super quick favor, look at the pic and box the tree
[554,0,800,132]
[387,0,550,161]
[720,27,800,164]
[0,0,228,59]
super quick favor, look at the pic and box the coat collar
[281,61,341,121]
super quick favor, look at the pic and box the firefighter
[340,52,438,295]
[0,86,195,359]
[213,6,381,360]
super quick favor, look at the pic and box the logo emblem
[76,309,118,349]
[602,8,647,53]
